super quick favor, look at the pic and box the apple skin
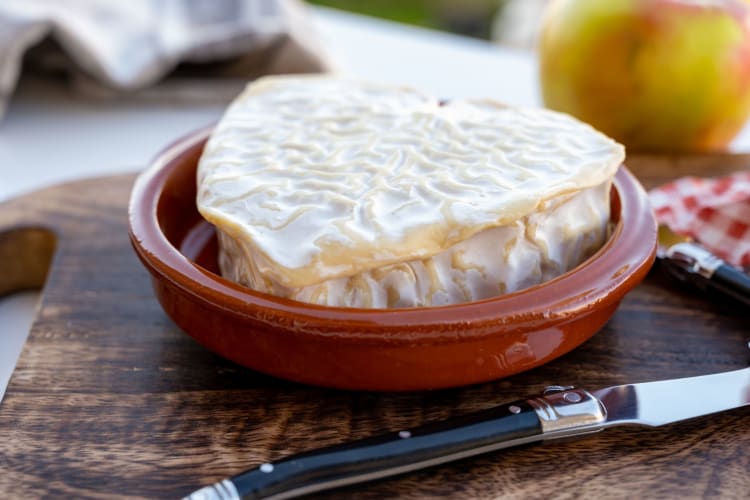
[539,0,750,152]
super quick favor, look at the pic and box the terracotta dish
[128,128,657,391]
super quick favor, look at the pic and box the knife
[657,225,750,307]
[185,367,750,500]
[660,242,750,307]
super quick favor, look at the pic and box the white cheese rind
[216,180,612,308]
[197,75,624,307]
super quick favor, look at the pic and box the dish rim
[128,127,657,344]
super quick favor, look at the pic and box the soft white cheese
[197,75,624,307]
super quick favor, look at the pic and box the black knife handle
[663,242,750,307]
[709,263,750,307]
[187,400,542,499]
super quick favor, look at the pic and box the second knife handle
[664,242,750,307]
[711,263,750,307]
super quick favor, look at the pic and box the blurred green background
[308,0,504,40]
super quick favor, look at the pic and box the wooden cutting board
[0,155,749,499]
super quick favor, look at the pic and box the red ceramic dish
[128,128,657,391]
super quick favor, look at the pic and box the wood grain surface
[0,154,749,499]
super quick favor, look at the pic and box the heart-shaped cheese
[197,75,624,307]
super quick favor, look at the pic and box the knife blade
[185,367,750,500]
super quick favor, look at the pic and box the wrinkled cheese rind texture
[197,75,624,307]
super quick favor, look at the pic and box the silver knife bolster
[527,387,607,439]
[666,242,724,279]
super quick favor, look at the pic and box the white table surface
[0,7,539,401]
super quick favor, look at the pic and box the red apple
[539,0,750,152]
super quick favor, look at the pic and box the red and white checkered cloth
[649,171,750,268]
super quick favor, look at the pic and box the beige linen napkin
[0,0,332,117]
